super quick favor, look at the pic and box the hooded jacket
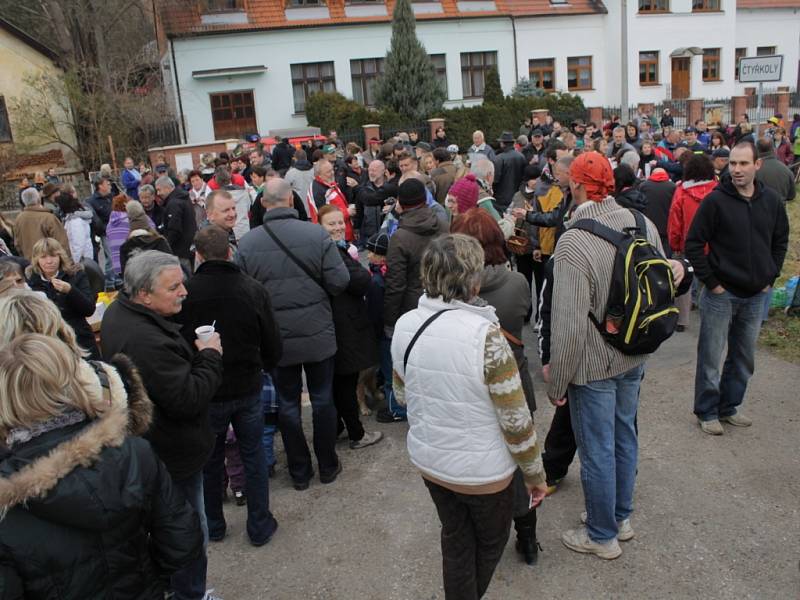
[640,175,676,253]
[756,153,796,203]
[162,188,197,260]
[615,186,648,212]
[384,205,444,328]
[0,356,202,599]
[685,177,789,297]
[12,205,70,261]
[285,160,314,201]
[667,179,717,254]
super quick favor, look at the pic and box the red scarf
[314,177,354,241]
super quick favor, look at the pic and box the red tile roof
[158,0,606,38]
[737,0,800,6]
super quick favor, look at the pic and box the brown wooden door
[671,57,690,99]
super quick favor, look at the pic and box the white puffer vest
[392,295,517,486]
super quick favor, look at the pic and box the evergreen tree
[511,77,545,98]
[373,0,445,120]
[482,66,504,105]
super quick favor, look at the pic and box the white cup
[195,325,215,342]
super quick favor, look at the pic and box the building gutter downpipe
[170,39,187,144]
[510,15,519,84]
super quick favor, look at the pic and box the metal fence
[337,121,429,149]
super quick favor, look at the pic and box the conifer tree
[482,66,504,105]
[373,0,445,119]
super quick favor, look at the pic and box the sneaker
[561,527,622,560]
[234,491,246,506]
[545,478,562,496]
[721,413,752,427]
[580,512,634,542]
[320,461,342,484]
[204,590,223,600]
[376,408,407,423]
[350,430,383,450]
[699,419,724,435]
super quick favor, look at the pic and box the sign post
[738,55,784,115]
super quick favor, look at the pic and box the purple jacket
[106,211,130,274]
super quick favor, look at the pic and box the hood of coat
[293,160,312,171]
[715,174,768,203]
[418,293,499,324]
[679,179,717,200]
[615,187,648,211]
[399,204,441,236]
[479,264,513,294]
[0,354,152,525]
[108,210,129,228]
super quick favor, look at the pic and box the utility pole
[621,0,629,121]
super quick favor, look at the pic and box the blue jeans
[273,357,339,483]
[203,392,277,545]
[171,471,208,600]
[568,363,645,543]
[694,288,764,422]
[379,335,405,417]
[262,372,278,469]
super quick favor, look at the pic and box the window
[460,51,497,98]
[204,0,244,10]
[567,56,592,90]
[735,48,746,80]
[350,58,384,106]
[430,54,448,97]
[702,48,721,81]
[692,0,719,10]
[210,91,256,140]
[0,97,12,143]
[528,58,555,91]
[639,51,659,85]
[757,46,776,56]
[287,0,322,5]
[291,61,336,113]
[638,0,668,12]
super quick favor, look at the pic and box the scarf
[6,407,86,448]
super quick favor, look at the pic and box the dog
[356,367,385,416]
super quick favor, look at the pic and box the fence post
[427,118,445,143]
[362,124,381,150]
[731,95,748,122]
[686,99,703,128]
[776,91,790,121]
[588,107,603,125]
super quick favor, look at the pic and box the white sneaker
[561,527,622,560]
[580,511,634,541]
[349,430,383,450]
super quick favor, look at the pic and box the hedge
[304,91,587,150]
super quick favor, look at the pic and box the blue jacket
[121,169,141,199]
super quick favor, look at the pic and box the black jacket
[271,141,295,173]
[493,147,527,210]
[177,260,282,399]
[685,177,790,298]
[27,268,98,359]
[0,356,202,600]
[119,234,172,274]
[354,179,395,237]
[162,188,197,260]
[640,178,676,254]
[331,247,378,374]
[87,191,113,228]
[145,203,166,230]
[615,187,648,212]
[100,294,223,479]
[384,205,444,328]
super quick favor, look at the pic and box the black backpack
[571,209,678,355]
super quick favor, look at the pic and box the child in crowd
[365,232,406,423]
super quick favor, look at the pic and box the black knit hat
[366,231,390,255]
[398,179,426,208]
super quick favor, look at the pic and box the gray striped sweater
[546,197,664,400]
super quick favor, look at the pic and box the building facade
[157,0,800,144]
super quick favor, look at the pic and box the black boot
[515,527,542,566]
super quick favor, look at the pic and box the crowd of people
[0,105,793,599]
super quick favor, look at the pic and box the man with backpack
[547,151,681,560]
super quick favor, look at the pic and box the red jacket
[775,140,793,166]
[208,173,246,190]
[667,179,717,254]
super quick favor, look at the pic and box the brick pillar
[531,109,549,123]
[588,107,603,125]
[362,124,381,149]
[686,98,703,128]
[427,117,445,143]
[776,91,790,120]
[731,95,748,122]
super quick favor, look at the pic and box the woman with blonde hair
[26,237,98,358]
[0,333,203,599]
[0,291,83,355]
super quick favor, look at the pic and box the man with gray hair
[156,175,197,266]
[137,183,164,228]
[13,186,70,260]
[211,166,251,240]
[238,178,350,490]
[101,249,223,600]
[607,126,636,159]
[470,158,515,238]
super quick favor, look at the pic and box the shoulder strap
[500,327,524,347]
[630,209,647,239]
[87,360,112,405]
[262,222,325,291]
[403,309,454,372]
[570,218,627,247]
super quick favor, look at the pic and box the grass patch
[759,184,800,363]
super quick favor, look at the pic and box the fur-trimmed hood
[0,354,152,516]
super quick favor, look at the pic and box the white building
[156,0,800,144]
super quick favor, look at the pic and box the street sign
[738,55,784,83]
